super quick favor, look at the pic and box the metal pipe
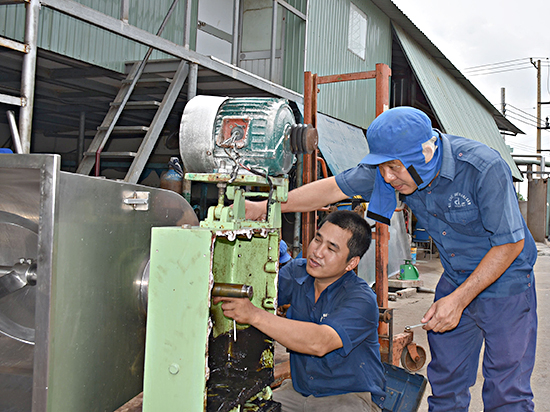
[184,0,192,49]
[317,154,328,179]
[6,110,23,154]
[269,0,277,81]
[512,154,550,169]
[187,62,198,100]
[211,283,254,299]
[77,111,85,166]
[293,154,303,258]
[120,0,129,23]
[19,0,40,154]
[303,0,309,76]
[231,0,240,65]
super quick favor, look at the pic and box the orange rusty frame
[302,64,392,320]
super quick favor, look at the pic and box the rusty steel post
[301,72,318,257]
[374,63,391,335]
[375,63,391,116]
[375,221,390,336]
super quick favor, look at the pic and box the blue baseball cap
[279,240,292,264]
[361,106,433,167]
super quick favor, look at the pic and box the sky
[390,0,550,156]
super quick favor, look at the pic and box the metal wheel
[401,344,427,372]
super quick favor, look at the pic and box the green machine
[143,96,317,412]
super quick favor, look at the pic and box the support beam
[77,111,86,166]
[19,0,39,153]
[270,0,278,81]
[187,62,198,100]
[0,36,28,53]
[301,71,318,257]
[231,0,240,65]
[40,0,302,102]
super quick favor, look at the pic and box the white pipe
[6,110,24,154]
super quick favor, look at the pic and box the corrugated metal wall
[282,0,307,93]
[239,0,306,93]
[306,0,392,129]
[393,23,521,180]
[0,0,188,73]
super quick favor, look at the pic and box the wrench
[404,323,426,332]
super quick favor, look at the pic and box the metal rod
[19,0,40,154]
[0,36,28,53]
[77,111,85,166]
[211,283,254,299]
[187,62,198,100]
[231,0,240,65]
[293,154,303,258]
[269,0,277,81]
[537,59,541,157]
[184,0,192,49]
[6,110,24,154]
[120,0,129,23]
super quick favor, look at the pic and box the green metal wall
[0,0,193,73]
[282,0,307,93]
[306,0,392,129]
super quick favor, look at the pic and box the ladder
[76,0,186,184]
[76,58,189,184]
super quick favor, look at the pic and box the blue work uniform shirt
[278,258,386,407]
[336,133,537,298]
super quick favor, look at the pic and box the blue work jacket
[336,133,537,298]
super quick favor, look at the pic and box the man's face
[306,222,358,284]
[378,160,418,195]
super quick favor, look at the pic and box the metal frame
[301,64,392,336]
[2,0,305,165]
[39,0,301,102]
[0,0,39,153]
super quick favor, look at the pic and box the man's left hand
[212,297,259,325]
[421,294,465,333]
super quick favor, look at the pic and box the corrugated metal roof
[393,23,522,180]
[369,0,522,136]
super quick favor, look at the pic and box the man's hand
[421,294,466,333]
[212,296,260,325]
[421,240,525,333]
[245,200,267,221]
[212,296,342,356]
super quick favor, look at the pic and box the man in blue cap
[246,107,537,411]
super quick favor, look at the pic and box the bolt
[169,363,180,375]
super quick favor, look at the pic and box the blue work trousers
[427,276,537,411]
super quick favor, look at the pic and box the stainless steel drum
[0,154,198,412]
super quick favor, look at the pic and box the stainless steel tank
[0,154,198,412]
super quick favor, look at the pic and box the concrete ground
[391,242,550,411]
